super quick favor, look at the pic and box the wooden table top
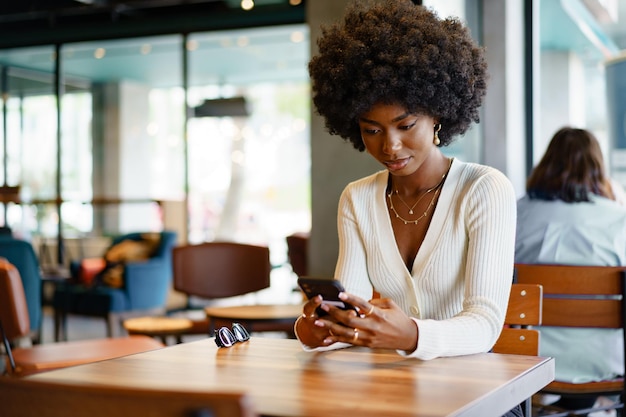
[28,337,554,417]
[123,317,193,335]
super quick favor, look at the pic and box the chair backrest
[154,230,178,262]
[173,242,271,299]
[0,259,31,372]
[492,283,543,356]
[0,237,42,334]
[286,232,309,277]
[514,264,626,329]
[0,259,31,341]
[0,377,258,417]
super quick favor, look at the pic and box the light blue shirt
[516,194,626,383]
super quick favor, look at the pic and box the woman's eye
[399,123,416,131]
[362,128,379,135]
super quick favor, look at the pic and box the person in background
[296,1,518,414]
[515,126,626,412]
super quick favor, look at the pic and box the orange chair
[0,259,164,376]
[491,283,543,417]
[515,263,626,417]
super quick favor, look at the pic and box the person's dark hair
[526,127,614,202]
[308,0,488,151]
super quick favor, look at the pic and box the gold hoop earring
[433,124,442,146]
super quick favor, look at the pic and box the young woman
[516,126,626,412]
[295,0,516,364]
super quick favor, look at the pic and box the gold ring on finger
[352,328,359,343]
[362,305,375,317]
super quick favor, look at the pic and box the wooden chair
[492,283,543,417]
[0,237,44,343]
[286,232,309,278]
[492,283,543,356]
[170,242,301,338]
[515,263,626,417]
[0,377,257,417]
[286,232,310,300]
[0,259,164,376]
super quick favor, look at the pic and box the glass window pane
[187,24,310,268]
[62,35,184,236]
[0,46,56,239]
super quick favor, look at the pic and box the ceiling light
[186,40,199,51]
[241,0,254,11]
[94,48,106,59]
[290,31,304,43]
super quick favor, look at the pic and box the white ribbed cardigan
[333,158,517,360]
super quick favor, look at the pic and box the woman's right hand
[296,295,343,347]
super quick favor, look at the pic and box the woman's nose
[382,133,402,154]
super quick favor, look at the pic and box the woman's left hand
[319,291,418,352]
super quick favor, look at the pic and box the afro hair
[308,0,488,151]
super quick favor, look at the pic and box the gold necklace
[392,184,440,214]
[388,186,442,225]
[387,158,453,225]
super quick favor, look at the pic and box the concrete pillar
[481,0,527,196]
[306,0,381,277]
[92,81,157,233]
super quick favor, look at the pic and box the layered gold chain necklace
[387,158,452,225]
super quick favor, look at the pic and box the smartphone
[297,276,359,317]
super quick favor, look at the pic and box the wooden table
[123,316,193,344]
[27,337,554,417]
[204,304,303,337]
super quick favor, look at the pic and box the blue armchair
[52,231,177,340]
[0,236,42,342]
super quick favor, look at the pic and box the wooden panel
[542,298,623,328]
[515,264,625,295]
[492,328,540,356]
[505,283,543,326]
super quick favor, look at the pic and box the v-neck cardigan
[334,158,517,360]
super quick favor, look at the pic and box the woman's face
[359,102,438,177]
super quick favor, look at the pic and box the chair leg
[522,398,531,417]
[1,321,16,373]
[54,309,67,342]
[107,312,126,338]
[106,314,116,338]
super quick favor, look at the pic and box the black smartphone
[297,276,359,317]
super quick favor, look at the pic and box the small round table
[204,304,303,338]
[123,316,193,345]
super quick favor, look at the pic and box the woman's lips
[385,157,409,171]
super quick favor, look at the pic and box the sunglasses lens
[232,323,250,342]
[215,327,236,347]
